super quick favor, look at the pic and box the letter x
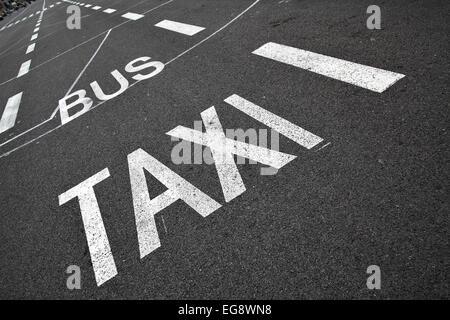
[167,106,297,202]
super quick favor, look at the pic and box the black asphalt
[0,0,448,299]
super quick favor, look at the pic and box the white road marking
[252,42,405,93]
[128,149,221,258]
[58,168,118,287]
[22,17,27,21]
[224,94,323,149]
[121,12,144,21]
[85,4,92,8]
[92,6,101,10]
[200,107,246,202]
[103,8,116,14]
[0,0,258,158]
[0,92,23,134]
[17,60,31,78]
[31,33,38,41]
[33,27,40,33]
[155,19,205,36]
[51,29,112,118]
[50,4,54,8]
[26,43,36,54]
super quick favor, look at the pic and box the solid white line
[121,12,144,21]
[155,19,205,36]
[50,29,112,118]
[26,43,36,54]
[0,92,23,134]
[252,42,405,93]
[17,60,31,77]
[103,8,116,14]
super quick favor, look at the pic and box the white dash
[103,8,116,14]
[17,60,31,78]
[30,33,38,41]
[252,42,405,93]
[26,43,36,54]
[92,6,101,10]
[84,4,92,8]
[224,94,323,149]
[0,92,23,134]
[33,27,39,33]
[155,19,205,36]
[121,12,144,21]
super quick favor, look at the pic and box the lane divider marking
[155,19,205,36]
[253,42,405,93]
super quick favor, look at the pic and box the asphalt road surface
[0,0,448,299]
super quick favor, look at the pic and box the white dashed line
[0,92,23,134]
[17,60,32,78]
[33,27,40,33]
[155,20,205,36]
[85,4,92,8]
[252,42,405,93]
[26,43,36,54]
[31,33,38,41]
[103,8,116,14]
[121,12,145,21]
[92,6,101,10]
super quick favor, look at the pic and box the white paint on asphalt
[165,0,260,65]
[0,92,23,134]
[33,27,40,33]
[51,29,112,119]
[167,119,296,170]
[122,12,145,21]
[128,149,221,258]
[17,60,31,78]
[201,107,246,202]
[224,94,323,149]
[26,43,36,54]
[58,168,118,287]
[155,19,205,36]
[92,6,101,10]
[252,42,406,93]
[0,0,261,158]
[103,8,116,14]
[31,33,38,41]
